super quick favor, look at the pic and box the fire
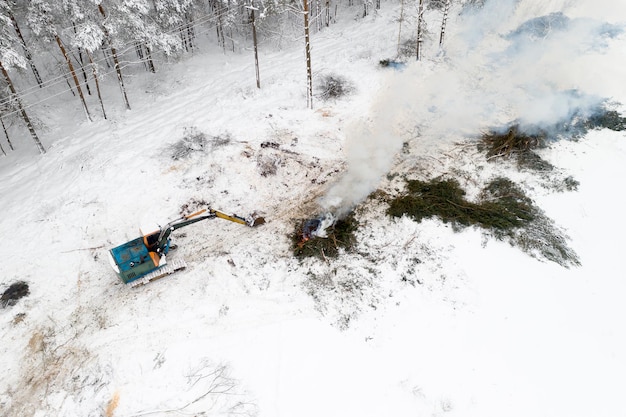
[298,218,321,247]
[297,213,336,247]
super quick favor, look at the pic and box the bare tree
[55,34,93,121]
[0,113,10,154]
[416,0,424,60]
[86,50,107,119]
[71,22,92,96]
[27,1,92,121]
[397,0,405,56]
[303,0,313,109]
[439,0,451,49]
[325,0,331,27]
[0,90,15,151]
[7,8,43,87]
[248,2,261,89]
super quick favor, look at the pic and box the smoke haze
[320,0,624,217]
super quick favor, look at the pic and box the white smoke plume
[319,72,413,218]
[320,0,624,217]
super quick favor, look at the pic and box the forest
[0,0,454,155]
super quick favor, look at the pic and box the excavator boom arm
[211,209,248,225]
[154,208,263,252]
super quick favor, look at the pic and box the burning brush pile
[292,212,358,259]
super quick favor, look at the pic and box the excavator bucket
[247,212,266,227]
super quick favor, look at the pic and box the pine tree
[0,61,46,153]
[64,1,108,118]
[95,2,131,110]
[106,0,179,65]
[2,0,44,87]
[0,1,45,153]
[26,0,93,121]
[151,0,195,52]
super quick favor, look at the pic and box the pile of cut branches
[386,177,579,267]
[479,125,547,159]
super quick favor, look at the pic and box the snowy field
[1,0,626,416]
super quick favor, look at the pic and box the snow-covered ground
[2,1,626,416]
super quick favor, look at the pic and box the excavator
[108,208,264,286]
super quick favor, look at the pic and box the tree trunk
[250,4,260,89]
[144,44,156,73]
[186,13,195,51]
[439,0,451,49]
[9,11,43,88]
[416,0,424,60]
[215,1,226,52]
[0,61,45,154]
[228,27,235,52]
[98,4,131,110]
[316,0,322,32]
[303,0,313,109]
[72,23,92,96]
[77,51,92,96]
[397,0,405,56]
[102,48,112,69]
[87,50,107,119]
[180,26,189,52]
[55,34,92,122]
[61,65,76,96]
[0,115,11,153]
[325,0,330,27]
[135,42,148,71]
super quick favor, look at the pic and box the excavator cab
[108,236,163,284]
[143,230,160,252]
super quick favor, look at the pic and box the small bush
[1,281,30,308]
[562,176,580,191]
[257,153,282,177]
[179,198,209,216]
[260,141,280,149]
[516,150,554,171]
[316,74,355,101]
[170,127,232,160]
[397,38,418,59]
[550,107,626,139]
[583,109,626,131]
[170,127,208,160]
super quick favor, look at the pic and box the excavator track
[128,258,188,287]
